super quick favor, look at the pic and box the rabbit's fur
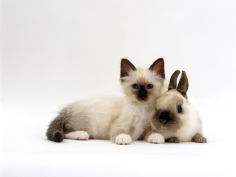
[145,70,207,143]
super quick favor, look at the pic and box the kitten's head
[120,58,165,103]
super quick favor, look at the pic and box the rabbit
[144,70,207,143]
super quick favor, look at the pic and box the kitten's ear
[177,71,189,97]
[168,70,180,90]
[149,58,165,79]
[120,58,136,78]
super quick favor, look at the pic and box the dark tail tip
[53,131,64,142]
[46,109,69,142]
[47,130,64,143]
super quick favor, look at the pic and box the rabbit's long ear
[168,70,180,90]
[177,71,189,97]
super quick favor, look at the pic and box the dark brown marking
[149,58,165,79]
[46,108,74,142]
[166,137,180,143]
[192,133,207,143]
[120,58,136,78]
[132,82,156,102]
[136,84,148,101]
[168,70,180,90]
[177,70,189,98]
[152,109,182,133]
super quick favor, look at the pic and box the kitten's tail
[46,109,68,142]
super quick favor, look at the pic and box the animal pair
[46,58,206,144]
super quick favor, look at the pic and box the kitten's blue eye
[132,84,138,89]
[147,84,153,89]
[177,105,182,113]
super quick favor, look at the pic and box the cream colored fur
[147,133,165,144]
[65,131,89,140]
[64,68,164,144]
[152,90,202,142]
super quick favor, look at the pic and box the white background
[1,0,236,177]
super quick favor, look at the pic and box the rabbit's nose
[159,111,169,118]
[159,118,168,124]
[159,111,169,124]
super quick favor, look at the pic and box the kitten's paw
[115,134,132,145]
[147,133,165,144]
[65,131,89,140]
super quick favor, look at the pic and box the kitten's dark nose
[159,111,169,124]
[137,85,147,100]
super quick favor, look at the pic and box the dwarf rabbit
[145,70,207,143]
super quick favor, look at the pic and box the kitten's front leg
[114,133,132,145]
[144,128,165,144]
[110,125,132,145]
[110,114,133,145]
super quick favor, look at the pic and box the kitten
[46,58,165,145]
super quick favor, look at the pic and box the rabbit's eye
[177,105,182,113]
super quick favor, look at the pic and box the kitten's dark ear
[177,71,189,98]
[120,58,136,78]
[149,58,165,79]
[168,70,180,90]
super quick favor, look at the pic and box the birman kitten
[46,58,165,145]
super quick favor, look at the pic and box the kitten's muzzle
[137,85,148,100]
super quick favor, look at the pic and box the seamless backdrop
[1,0,236,177]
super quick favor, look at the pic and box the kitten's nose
[137,85,147,100]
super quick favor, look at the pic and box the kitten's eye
[177,105,182,113]
[147,84,153,89]
[132,84,139,89]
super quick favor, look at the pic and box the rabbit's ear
[177,71,189,97]
[168,70,180,90]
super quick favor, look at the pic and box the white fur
[147,133,165,144]
[115,134,132,145]
[65,131,89,140]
